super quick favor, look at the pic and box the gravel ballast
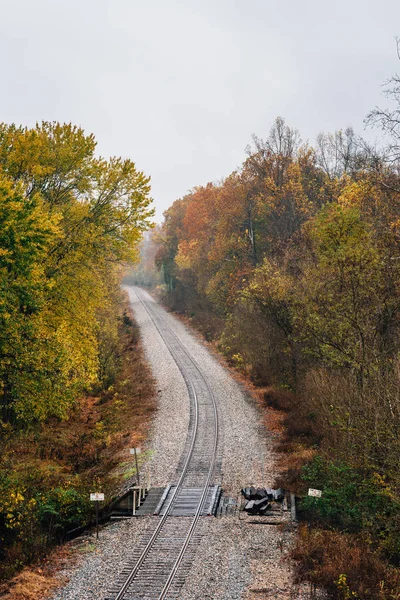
[51,286,309,599]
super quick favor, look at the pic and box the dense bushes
[0,472,90,579]
[300,456,400,546]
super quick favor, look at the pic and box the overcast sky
[1,0,399,220]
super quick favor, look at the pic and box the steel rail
[112,287,219,600]
[137,288,220,598]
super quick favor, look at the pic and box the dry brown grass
[0,542,79,600]
[293,525,400,599]
[263,386,295,411]
[0,571,58,600]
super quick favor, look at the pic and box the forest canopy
[149,85,400,595]
[0,121,153,426]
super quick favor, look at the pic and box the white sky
[1,0,399,220]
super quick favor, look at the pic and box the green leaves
[300,456,400,552]
[0,122,153,426]
[296,203,384,377]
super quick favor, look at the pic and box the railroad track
[106,287,220,600]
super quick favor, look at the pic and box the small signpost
[308,488,322,498]
[90,492,105,539]
[307,488,322,541]
[130,447,141,487]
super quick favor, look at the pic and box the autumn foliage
[152,110,400,596]
[0,122,154,580]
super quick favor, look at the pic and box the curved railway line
[107,287,221,600]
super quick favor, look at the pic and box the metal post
[134,447,140,487]
[133,490,136,516]
[96,502,99,539]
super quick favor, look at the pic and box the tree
[0,122,153,425]
[294,203,385,389]
[315,127,366,180]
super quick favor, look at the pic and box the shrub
[263,387,295,411]
[299,456,400,564]
[293,526,400,599]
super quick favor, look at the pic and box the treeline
[153,94,400,593]
[0,122,153,580]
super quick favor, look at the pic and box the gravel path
[51,286,309,600]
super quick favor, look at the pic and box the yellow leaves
[0,175,60,275]
[93,420,112,446]
[0,122,96,201]
[231,353,244,366]
[338,181,368,208]
[389,217,400,235]
[53,317,99,386]
[335,573,358,599]
[0,121,153,425]
[371,472,396,500]
[10,491,24,503]
[175,239,199,270]
[247,258,292,304]
[0,488,26,530]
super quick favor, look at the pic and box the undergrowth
[158,296,400,599]
[263,386,400,599]
[0,299,156,585]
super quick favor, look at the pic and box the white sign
[130,448,141,455]
[90,493,105,501]
[308,488,322,498]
